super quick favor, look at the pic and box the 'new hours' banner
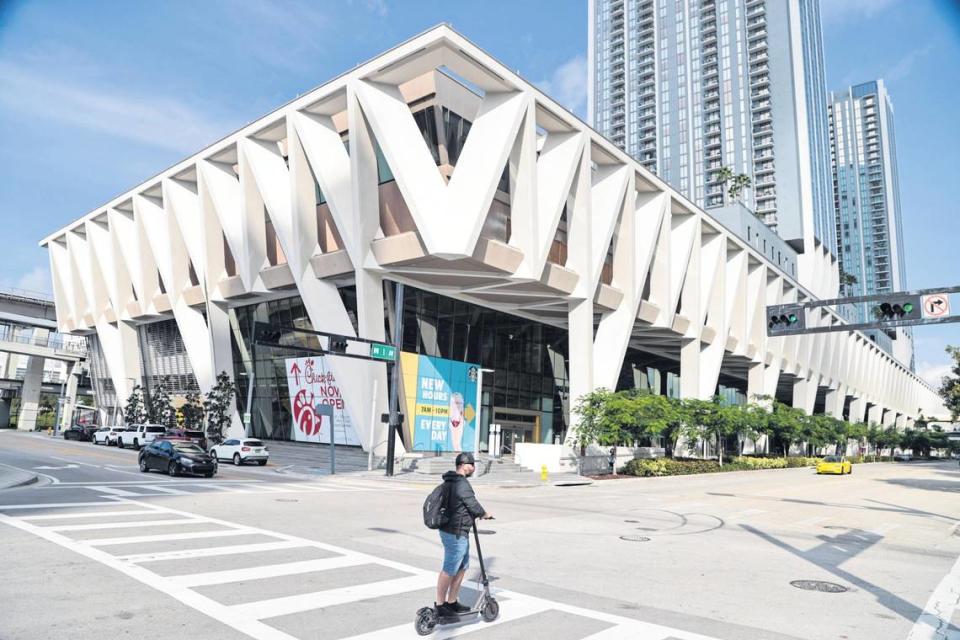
[400,352,479,453]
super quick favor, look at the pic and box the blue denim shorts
[439,530,470,575]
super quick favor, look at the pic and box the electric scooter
[415,517,500,635]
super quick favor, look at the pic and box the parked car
[210,438,270,466]
[138,440,217,477]
[816,455,852,475]
[894,452,913,461]
[92,426,125,445]
[63,425,97,441]
[117,424,166,450]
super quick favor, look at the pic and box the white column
[565,298,595,445]
[849,397,867,424]
[60,361,80,430]
[867,404,883,427]
[17,356,44,431]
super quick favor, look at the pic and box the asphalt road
[1,430,959,640]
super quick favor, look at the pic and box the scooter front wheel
[481,598,500,622]
[414,607,438,636]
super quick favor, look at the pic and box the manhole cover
[624,519,640,523]
[275,498,299,503]
[477,529,496,535]
[619,535,651,542]
[790,580,848,593]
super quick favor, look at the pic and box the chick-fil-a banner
[285,356,360,445]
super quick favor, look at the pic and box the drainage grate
[620,535,651,542]
[624,519,640,523]
[790,580,848,593]
[275,498,299,503]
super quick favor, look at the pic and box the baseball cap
[455,452,475,466]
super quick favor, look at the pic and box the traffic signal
[870,295,921,322]
[327,336,349,354]
[767,304,805,335]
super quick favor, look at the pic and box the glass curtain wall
[397,286,570,448]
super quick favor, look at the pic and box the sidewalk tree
[768,401,805,457]
[937,345,960,421]
[204,371,237,442]
[146,378,176,429]
[122,384,147,425]
[180,391,205,431]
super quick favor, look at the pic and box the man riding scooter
[435,452,493,616]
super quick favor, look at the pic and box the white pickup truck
[117,424,167,450]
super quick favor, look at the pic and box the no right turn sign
[921,293,950,318]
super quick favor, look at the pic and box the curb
[0,467,39,491]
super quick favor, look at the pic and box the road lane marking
[906,550,960,640]
[0,509,299,640]
[171,556,369,587]
[137,485,196,495]
[0,498,723,640]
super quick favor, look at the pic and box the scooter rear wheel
[481,598,500,622]
[414,607,438,636]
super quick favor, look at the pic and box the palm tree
[728,173,752,204]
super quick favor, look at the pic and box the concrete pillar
[882,409,897,428]
[849,397,867,424]
[906,417,915,430]
[59,362,80,430]
[824,388,844,419]
[895,414,907,429]
[17,355,44,431]
[565,298,595,445]
[792,375,817,415]
[679,339,706,399]
[867,404,883,427]
[0,398,9,428]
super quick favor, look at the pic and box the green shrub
[620,455,821,477]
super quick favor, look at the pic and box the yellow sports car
[816,455,852,475]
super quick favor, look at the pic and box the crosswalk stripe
[237,574,436,621]
[0,501,120,510]
[89,486,143,496]
[21,509,159,520]
[118,540,306,564]
[171,556,369,587]
[47,518,201,532]
[86,528,253,546]
[138,485,197,495]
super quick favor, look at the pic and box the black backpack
[423,481,451,529]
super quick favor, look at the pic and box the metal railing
[0,287,55,304]
[0,325,87,356]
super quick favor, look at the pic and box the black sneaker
[435,602,454,617]
[447,601,471,613]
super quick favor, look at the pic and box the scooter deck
[437,611,480,624]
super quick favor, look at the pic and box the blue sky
[0,0,957,384]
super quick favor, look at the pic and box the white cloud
[886,43,935,82]
[364,0,388,17]
[0,60,236,154]
[916,361,952,388]
[820,0,900,25]
[0,265,52,295]
[536,55,588,117]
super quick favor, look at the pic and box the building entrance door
[492,408,540,457]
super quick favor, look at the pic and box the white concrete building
[40,26,945,454]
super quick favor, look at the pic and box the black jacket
[440,471,486,538]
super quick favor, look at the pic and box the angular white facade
[40,25,945,453]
